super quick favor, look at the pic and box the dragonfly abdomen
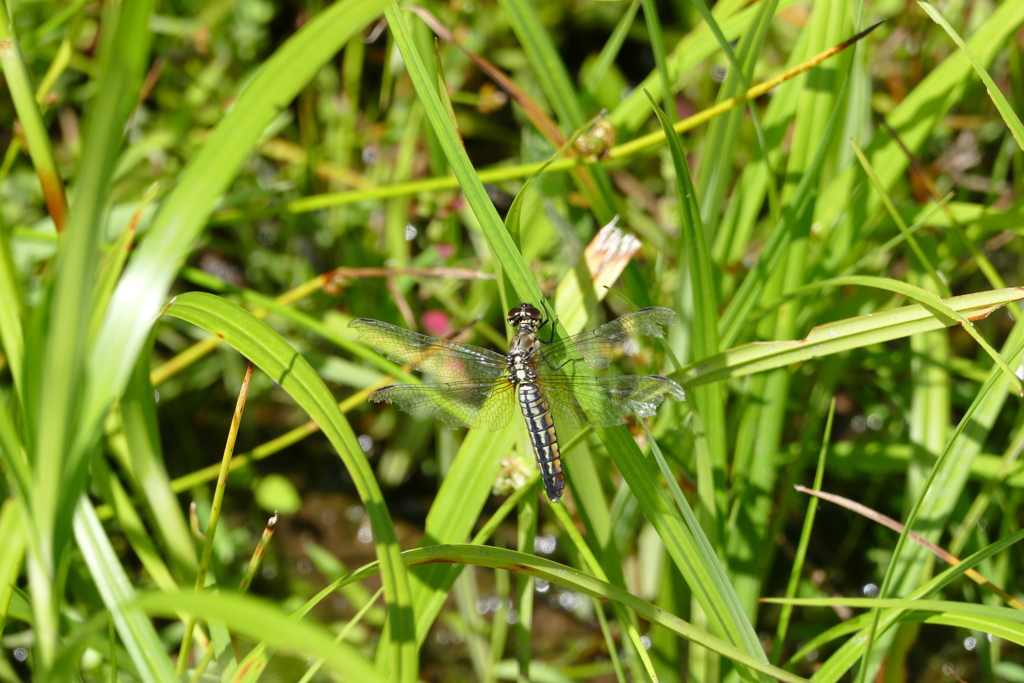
[517,382,564,502]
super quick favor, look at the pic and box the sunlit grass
[0,0,1022,681]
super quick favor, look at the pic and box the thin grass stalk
[176,362,254,673]
[551,504,656,680]
[771,399,836,663]
[514,493,537,683]
[0,0,68,231]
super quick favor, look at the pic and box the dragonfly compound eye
[507,303,541,327]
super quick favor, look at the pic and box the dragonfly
[348,304,685,502]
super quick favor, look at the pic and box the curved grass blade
[136,591,382,683]
[345,544,807,683]
[163,292,416,681]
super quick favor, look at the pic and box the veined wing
[349,318,507,379]
[539,307,677,372]
[370,380,517,431]
[537,374,685,429]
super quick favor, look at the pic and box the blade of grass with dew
[918,1,1024,152]
[765,597,1024,632]
[551,503,656,681]
[162,291,416,680]
[639,416,767,682]
[884,320,1024,624]
[593,422,767,668]
[800,525,1024,680]
[515,495,537,681]
[646,93,726,544]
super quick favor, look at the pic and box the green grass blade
[385,4,541,307]
[771,400,835,663]
[0,0,68,231]
[116,337,198,580]
[163,291,416,681]
[802,525,1024,680]
[137,591,383,683]
[583,0,640,97]
[353,544,805,683]
[611,0,793,132]
[27,0,153,665]
[815,0,1024,246]
[407,427,514,644]
[645,91,726,539]
[0,497,26,639]
[679,287,1024,387]
[0,386,30,502]
[0,231,25,395]
[918,1,1024,151]
[73,498,178,682]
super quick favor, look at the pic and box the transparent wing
[539,307,677,372]
[349,318,507,379]
[369,380,517,431]
[538,374,685,429]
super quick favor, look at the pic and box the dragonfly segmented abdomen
[518,382,564,502]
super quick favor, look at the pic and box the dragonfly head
[507,303,543,331]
